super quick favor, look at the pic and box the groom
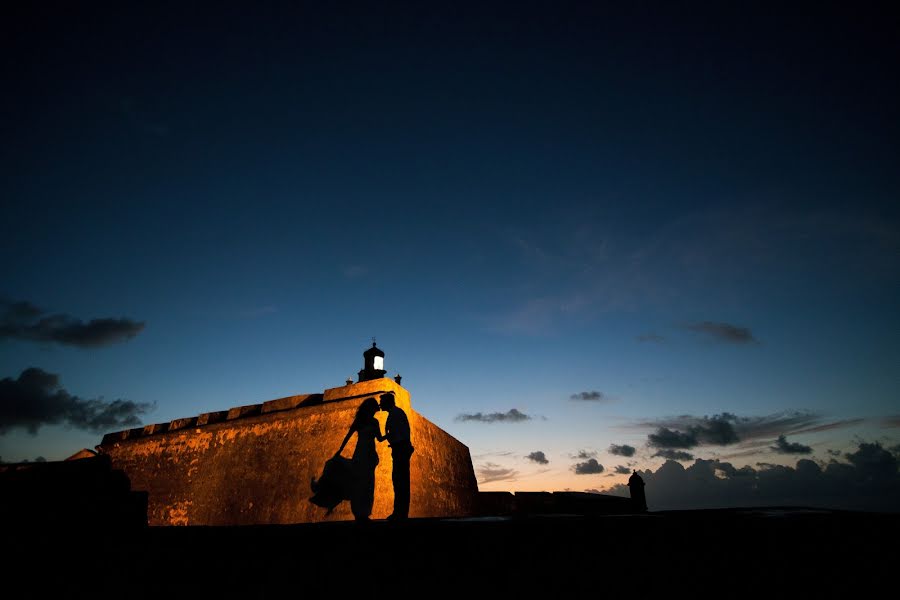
[379,392,414,520]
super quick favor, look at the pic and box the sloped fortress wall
[99,379,478,525]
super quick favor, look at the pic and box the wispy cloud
[456,408,532,423]
[636,333,665,343]
[882,416,900,428]
[476,462,519,484]
[570,450,597,459]
[342,265,368,279]
[472,450,515,460]
[685,321,757,344]
[483,204,899,336]
[789,419,866,434]
[486,296,586,335]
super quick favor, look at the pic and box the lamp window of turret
[358,341,388,382]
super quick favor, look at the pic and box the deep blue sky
[2,3,898,504]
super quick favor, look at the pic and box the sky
[2,2,898,511]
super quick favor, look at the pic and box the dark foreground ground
[8,508,897,597]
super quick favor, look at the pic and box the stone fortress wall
[99,379,479,525]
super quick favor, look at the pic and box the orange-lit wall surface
[99,379,478,525]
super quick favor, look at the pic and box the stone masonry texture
[99,379,478,525]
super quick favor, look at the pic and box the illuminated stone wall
[99,379,478,525]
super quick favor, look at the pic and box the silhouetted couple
[333,392,414,522]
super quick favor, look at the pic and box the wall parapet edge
[99,380,406,446]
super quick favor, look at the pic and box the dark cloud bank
[772,434,812,454]
[641,411,846,454]
[0,367,153,434]
[574,458,604,474]
[526,451,549,465]
[456,408,531,423]
[609,444,636,457]
[654,449,695,461]
[569,391,609,402]
[650,427,704,449]
[0,300,144,348]
[605,441,900,512]
[0,456,46,464]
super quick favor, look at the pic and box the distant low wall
[483,491,640,516]
[0,455,147,531]
[99,380,478,525]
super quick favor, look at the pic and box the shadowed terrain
[8,509,895,596]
